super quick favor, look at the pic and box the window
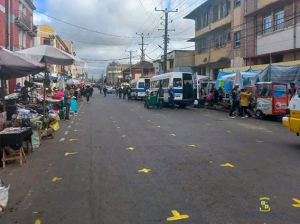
[162,78,169,88]
[198,38,207,53]
[203,13,208,27]
[138,82,145,88]
[213,6,219,22]
[263,14,272,34]
[234,31,241,47]
[214,33,220,48]
[221,1,228,18]
[196,16,202,30]
[169,61,174,69]
[220,30,226,47]
[275,9,284,31]
[19,29,23,48]
[173,78,182,88]
[234,0,240,7]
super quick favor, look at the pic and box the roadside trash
[0,177,10,215]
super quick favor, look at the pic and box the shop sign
[257,98,272,115]
[274,98,288,113]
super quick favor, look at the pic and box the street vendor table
[0,127,32,168]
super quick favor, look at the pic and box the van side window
[173,78,182,88]
[138,82,145,88]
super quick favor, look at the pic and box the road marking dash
[59,138,65,142]
[34,219,41,224]
[68,125,71,129]
[64,131,68,135]
[167,210,189,221]
[220,163,234,168]
[138,168,151,173]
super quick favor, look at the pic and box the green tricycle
[144,91,159,109]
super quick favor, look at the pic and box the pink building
[0,0,6,46]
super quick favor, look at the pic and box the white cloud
[34,0,204,78]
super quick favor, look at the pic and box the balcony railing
[14,10,37,36]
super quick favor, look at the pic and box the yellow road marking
[65,152,78,156]
[227,131,231,133]
[220,163,234,168]
[69,139,79,142]
[52,177,62,182]
[138,168,151,173]
[257,140,264,143]
[35,219,41,224]
[169,134,176,136]
[188,144,196,147]
[167,210,189,221]
[156,126,161,128]
[292,198,300,207]
[126,147,136,151]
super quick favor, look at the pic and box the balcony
[14,10,37,36]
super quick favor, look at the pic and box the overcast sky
[34,0,204,79]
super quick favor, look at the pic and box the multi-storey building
[0,0,5,46]
[153,50,195,75]
[244,0,300,66]
[4,0,37,92]
[122,61,154,82]
[106,62,129,85]
[185,0,244,79]
[35,25,70,74]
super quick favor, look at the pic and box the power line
[35,10,139,39]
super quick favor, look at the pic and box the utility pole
[125,50,137,81]
[136,33,149,76]
[155,8,177,73]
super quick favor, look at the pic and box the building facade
[244,0,300,65]
[154,50,195,75]
[122,61,154,82]
[5,0,37,92]
[106,62,128,85]
[185,0,244,80]
[0,0,5,46]
[35,25,70,74]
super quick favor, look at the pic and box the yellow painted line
[32,211,38,214]
[292,198,300,207]
[65,152,78,156]
[169,134,176,136]
[220,163,234,168]
[257,140,264,143]
[35,219,41,224]
[138,168,151,173]
[69,139,79,142]
[52,177,62,182]
[126,147,136,151]
[167,210,189,221]
[188,144,196,147]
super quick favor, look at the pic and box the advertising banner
[273,97,288,114]
[257,98,272,115]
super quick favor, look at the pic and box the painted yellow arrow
[126,147,136,151]
[35,219,41,224]
[188,144,196,147]
[220,163,234,168]
[65,152,78,156]
[292,198,300,207]
[167,210,189,221]
[138,168,151,173]
[169,134,176,136]
[69,139,79,142]
[52,177,62,182]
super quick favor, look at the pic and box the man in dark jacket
[157,85,164,109]
[168,85,176,110]
[229,84,242,118]
[127,86,132,101]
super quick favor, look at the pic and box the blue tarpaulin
[259,64,300,84]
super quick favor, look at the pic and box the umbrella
[33,73,58,83]
[15,45,84,65]
[0,46,45,79]
[15,45,84,118]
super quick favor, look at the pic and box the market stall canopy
[0,46,45,79]
[196,75,209,82]
[218,72,258,81]
[15,45,84,66]
[33,73,58,83]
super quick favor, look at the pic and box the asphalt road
[1,92,300,224]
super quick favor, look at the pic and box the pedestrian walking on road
[168,85,176,110]
[103,86,107,97]
[127,86,132,101]
[157,85,164,109]
[229,84,242,118]
[85,86,92,103]
[122,86,127,99]
[99,85,102,94]
[64,85,71,120]
[118,86,122,99]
